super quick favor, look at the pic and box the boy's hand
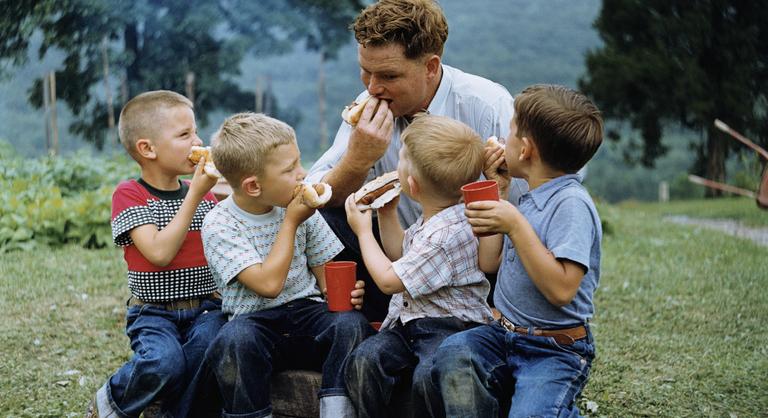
[350,280,365,310]
[189,157,219,197]
[483,143,510,195]
[344,194,373,235]
[285,192,316,226]
[465,200,519,236]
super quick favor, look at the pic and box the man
[307,0,526,321]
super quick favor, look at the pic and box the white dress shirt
[307,64,528,227]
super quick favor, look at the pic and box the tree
[579,0,768,195]
[0,0,362,150]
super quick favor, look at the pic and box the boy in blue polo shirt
[431,84,604,417]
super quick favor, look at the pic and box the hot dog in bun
[354,171,401,210]
[341,94,372,126]
[188,146,221,178]
[293,182,333,208]
[486,136,502,148]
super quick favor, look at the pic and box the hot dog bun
[354,171,401,210]
[188,146,221,178]
[342,94,372,126]
[293,182,333,208]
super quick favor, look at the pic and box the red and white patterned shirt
[111,179,218,302]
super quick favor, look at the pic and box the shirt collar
[525,174,581,211]
[426,64,452,116]
[412,202,464,234]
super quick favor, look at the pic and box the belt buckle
[499,317,517,333]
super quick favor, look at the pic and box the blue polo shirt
[494,174,602,329]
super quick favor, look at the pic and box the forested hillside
[1,0,758,202]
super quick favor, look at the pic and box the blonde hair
[514,84,603,173]
[353,0,448,59]
[401,113,484,200]
[118,90,193,160]
[211,112,296,186]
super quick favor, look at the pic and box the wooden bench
[271,370,413,418]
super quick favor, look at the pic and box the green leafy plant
[0,142,136,252]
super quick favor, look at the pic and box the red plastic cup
[324,261,357,312]
[370,321,383,331]
[461,180,500,237]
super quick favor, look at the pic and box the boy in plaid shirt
[343,114,494,418]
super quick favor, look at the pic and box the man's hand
[464,200,520,236]
[189,156,219,198]
[347,98,394,169]
[483,141,510,195]
[285,192,316,226]
[344,194,373,236]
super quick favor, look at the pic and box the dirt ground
[665,215,768,247]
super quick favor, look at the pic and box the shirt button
[403,301,409,307]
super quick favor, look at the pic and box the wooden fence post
[48,71,59,157]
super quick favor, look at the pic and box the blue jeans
[345,317,479,418]
[319,206,391,322]
[185,299,374,418]
[104,298,226,418]
[431,322,595,418]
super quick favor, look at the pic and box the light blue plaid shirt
[382,204,494,329]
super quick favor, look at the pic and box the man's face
[358,43,437,118]
[259,142,306,207]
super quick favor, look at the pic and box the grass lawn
[1,199,766,417]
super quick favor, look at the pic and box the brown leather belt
[499,316,586,345]
[128,292,221,311]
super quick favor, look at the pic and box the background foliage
[0,0,765,204]
[0,141,136,252]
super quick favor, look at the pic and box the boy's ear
[407,175,419,197]
[136,138,156,160]
[519,136,536,161]
[241,175,261,197]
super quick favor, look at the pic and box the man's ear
[241,175,262,197]
[424,54,441,81]
[136,139,156,159]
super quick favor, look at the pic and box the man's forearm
[323,153,374,207]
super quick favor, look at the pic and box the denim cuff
[319,395,355,418]
[96,383,126,418]
[221,406,272,418]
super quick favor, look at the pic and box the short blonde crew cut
[400,113,484,200]
[352,0,449,59]
[211,112,296,187]
[118,90,193,161]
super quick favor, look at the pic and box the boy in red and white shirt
[87,90,226,418]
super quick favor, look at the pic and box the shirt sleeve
[392,236,452,299]
[111,181,154,247]
[306,122,354,184]
[546,197,597,272]
[304,212,344,267]
[202,210,263,287]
